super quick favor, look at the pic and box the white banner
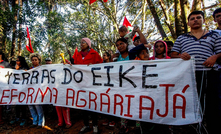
[0,59,201,125]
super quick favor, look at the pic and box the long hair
[17,56,29,69]
[104,51,111,62]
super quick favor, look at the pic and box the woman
[103,51,111,63]
[72,38,103,134]
[28,53,45,128]
[0,51,10,125]
[10,56,29,126]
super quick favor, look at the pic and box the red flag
[123,16,137,41]
[123,16,132,27]
[89,0,108,5]
[26,27,34,53]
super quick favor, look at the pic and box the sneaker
[109,121,115,127]
[79,126,90,134]
[93,126,98,134]
[20,119,26,126]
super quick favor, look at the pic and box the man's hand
[180,52,191,60]
[203,55,218,67]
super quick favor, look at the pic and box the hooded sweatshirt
[149,40,171,60]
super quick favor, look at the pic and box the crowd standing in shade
[0,9,221,134]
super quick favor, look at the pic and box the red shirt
[73,48,103,65]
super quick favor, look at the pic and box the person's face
[16,58,20,66]
[103,53,109,62]
[80,40,89,51]
[45,60,52,64]
[167,45,173,52]
[188,14,204,29]
[133,39,141,46]
[116,41,128,53]
[139,49,149,60]
[119,31,127,37]
[108,50,113,57]
[31,57,40,67]
[214,12,221,25]
[155,42,165,55]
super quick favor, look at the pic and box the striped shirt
[172,30,221,71]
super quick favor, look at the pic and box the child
[129,43,150,60]
[149,40,171,60]
[164,41,174,57]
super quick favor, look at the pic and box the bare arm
[171,51,191,60]
[203,53,221,67]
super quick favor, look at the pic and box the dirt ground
[0,105,199,134]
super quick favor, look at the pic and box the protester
[118,25,136,49]
[133,36,141,46]
[55,100,72,128]
[72,38,103,134]
[213,7,221,33]
[129,43,150,60]
[10,60,16,69]
[0,51,10,125]
[45,57,52,64]
[9,56,29,126]
[213,7,221,125]
[171,10,221,134]
[103,51,111,63]
[149,40,171,60]
[164,41,174,57]
[28,53,45,128]
[114,37,130,133]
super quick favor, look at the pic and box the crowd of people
[0,9,221,134]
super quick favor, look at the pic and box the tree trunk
[0,0,7,52]
[11,0,19,60]
[180,0,190,33]
[175,0,185,37]
[159,0,177,39]
[191,0,201,11]
[146,0,167,39]
[18,0,23,56]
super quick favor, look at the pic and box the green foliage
[0,0,220,63]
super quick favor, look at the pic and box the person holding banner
[10,56,29,126]
[0,51,10,125]
[28,53,45,128]
[149,40,171,60]
[115,37,132,133]
[71,38,102,134]
[171,10,221,133]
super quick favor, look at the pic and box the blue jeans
[28,105,45,126]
